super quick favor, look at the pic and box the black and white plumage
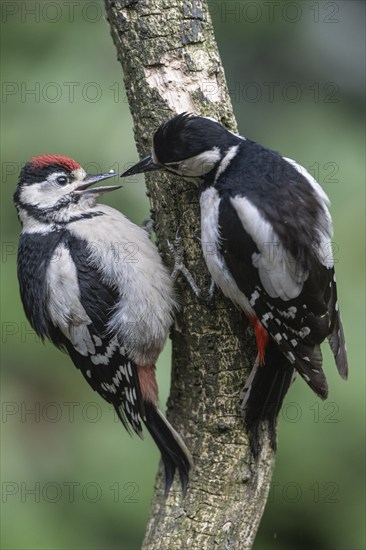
[122,113,348,456]
[14,155,192,494]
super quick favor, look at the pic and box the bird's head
[122,113,239,181]
[14,155,121,226]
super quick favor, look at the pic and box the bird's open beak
[75,172,122,194]
[121,155,161,177]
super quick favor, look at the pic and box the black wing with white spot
[47,233,145,437]
[218,194,347,398]
[65,334,144,436]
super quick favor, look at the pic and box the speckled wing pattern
[48,233,145,436]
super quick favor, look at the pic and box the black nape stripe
[16,199,105,224]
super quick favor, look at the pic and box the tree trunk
[105,1,275,548]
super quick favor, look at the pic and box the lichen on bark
[105,1,275,548]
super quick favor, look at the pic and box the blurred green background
[1,1,365,549]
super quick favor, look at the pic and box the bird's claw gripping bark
[141,218,154,238]
[168,230,215,304]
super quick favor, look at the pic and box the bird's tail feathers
[325,268,348,379]
[241,341,295,457]
[143,401,193,496]
[328,311,348,380]
[293,344,329,399]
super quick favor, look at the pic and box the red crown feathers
[30,155,81,172]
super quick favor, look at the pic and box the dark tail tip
[143,401,193,496]
[241,342,295,458]
[328,312,348,380]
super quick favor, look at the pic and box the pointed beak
[75,172,122,194]
[121,155,161,177]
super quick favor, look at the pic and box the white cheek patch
[20,180,70,209]
[178,147,221,177]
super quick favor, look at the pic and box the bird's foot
[141,218,154,238]
[168,229,215,304]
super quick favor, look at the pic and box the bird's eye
[56,175,68,186]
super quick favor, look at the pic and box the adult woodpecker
[122,113,348,455]
[14,154,192,494]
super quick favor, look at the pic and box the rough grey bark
[105,1,275,548]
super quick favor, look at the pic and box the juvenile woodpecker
[122,113,348,455]
[14,154,192,493]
